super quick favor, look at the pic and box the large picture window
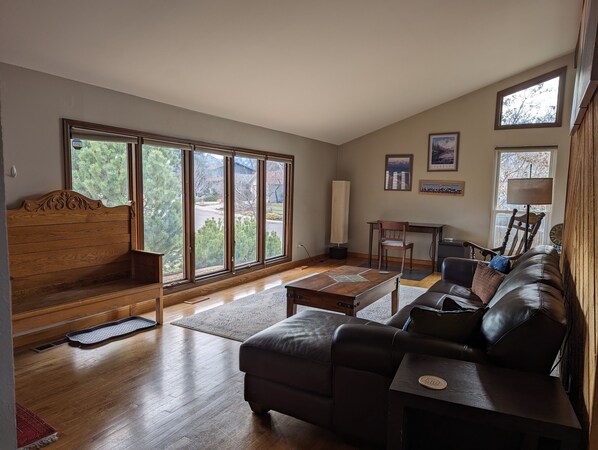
[495,67,566,130]
[63,120,293,289]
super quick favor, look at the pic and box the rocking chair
[463,208,545,260]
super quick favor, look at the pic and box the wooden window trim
[495,66,567,130]
[62,118,294,292]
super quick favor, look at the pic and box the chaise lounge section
[239,245,566,446]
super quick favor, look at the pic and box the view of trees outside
[493,150,552,247]
[194,152,226,276]
[266,161,285,258]
[71,140,129,207]
[71,141,286,283]
[500,76,560,126]
[142,145,185,282]
[234,157,258,265]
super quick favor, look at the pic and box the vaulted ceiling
[0,0,582,144]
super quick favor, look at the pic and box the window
[64,120,293,289]
[194,151,227,277]
[142,143,186,283]
[68,128,136,206]
[234,156,259,267]
[492,148,555,248]
[265,160,287,259]
[495,67,566,129]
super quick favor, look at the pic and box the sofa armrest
[331,324,488,378]
[441,257,482,288]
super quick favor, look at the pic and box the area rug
[17,403,58,450]
[358,262,433,281]
[172,284,426,342]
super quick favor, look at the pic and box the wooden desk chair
[377,220,414,274]
[463,209,546,260]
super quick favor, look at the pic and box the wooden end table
[285,266,400,317]
[388,353,581,449]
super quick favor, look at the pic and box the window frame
[494,66,567,130]
[62,119,294,290]
[490,146,557,248]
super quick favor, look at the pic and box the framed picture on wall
[384,154,413,191]
[428,132,459,171]
[419,179,465,196]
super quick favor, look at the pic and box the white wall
[338,54,573,260]
[0,97,16,449]
[0,63,338,259]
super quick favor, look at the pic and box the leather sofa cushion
[481,283,566,373]
[427,280,484,305]
[512,244,560,267]
[489,256,563,307]
[239,310,378,396]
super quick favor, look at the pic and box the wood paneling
[562,92,598,449]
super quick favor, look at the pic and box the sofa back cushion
[480,283,566,374]
[512,244,559,267]
[488,254,562,307]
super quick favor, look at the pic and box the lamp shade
[330,180,350,245]
[507,178,553,205]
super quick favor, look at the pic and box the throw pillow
[402,305,486,344]
[471,262,505,305]
[489,255,511,273]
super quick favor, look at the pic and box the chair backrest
[378,220,409,244]
[499,209,545,256]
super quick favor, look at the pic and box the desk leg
[368,223,374,268]
[431,229,438,273]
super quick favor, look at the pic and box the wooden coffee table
[285,266,400,317]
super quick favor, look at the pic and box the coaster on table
[418,375,448,390]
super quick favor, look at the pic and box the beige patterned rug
[171,283,426,342]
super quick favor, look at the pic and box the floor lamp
[506,177,553,252]
[330,180,350,259]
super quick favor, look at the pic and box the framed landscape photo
[419,179,465,196]
[384,154,413,191]
[428,132,459,171]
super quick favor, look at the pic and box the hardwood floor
[13,257,440,449]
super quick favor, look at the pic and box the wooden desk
[367,221,445,272]
[388,353,581,449]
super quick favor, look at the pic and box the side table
[388,353,581,450]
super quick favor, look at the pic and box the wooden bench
[8,190,163,338]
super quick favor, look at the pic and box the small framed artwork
[384,154,413,191]
[428,132,459,171]
[419,180,465,196]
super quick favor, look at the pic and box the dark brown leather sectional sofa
[239,245,566,447]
